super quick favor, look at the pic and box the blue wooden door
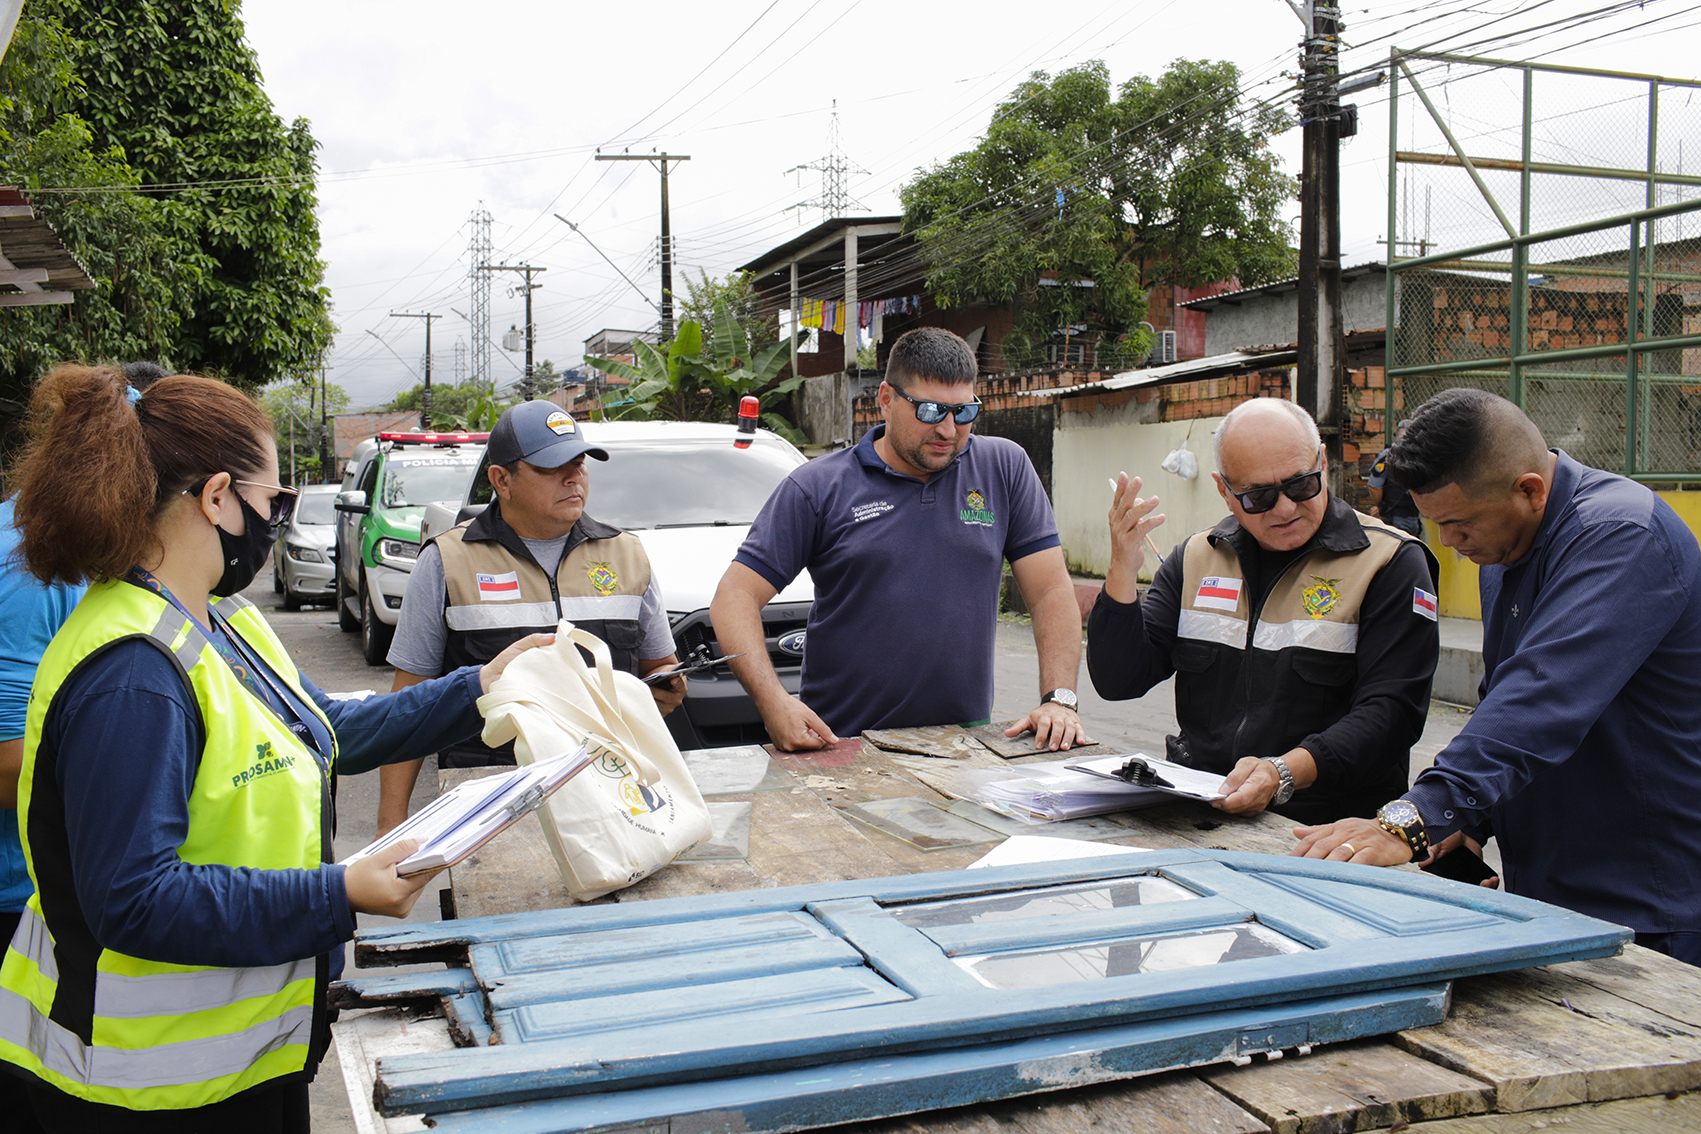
[344,849,1629,1133]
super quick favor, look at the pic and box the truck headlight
[379,539,420,564]
[287,544,325,563]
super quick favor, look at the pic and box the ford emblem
[776,630,807,656]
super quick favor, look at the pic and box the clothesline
[795,294,921,334]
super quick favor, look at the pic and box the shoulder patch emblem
[1302,576,1342,618]
[960,488,996,527]
[1412,587,1439,621]
[587,561,619,595]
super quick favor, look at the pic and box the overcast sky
[238,0,1701,409]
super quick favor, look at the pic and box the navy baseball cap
[487,401,609,468]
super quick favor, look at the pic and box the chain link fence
[1387,52,1701,479]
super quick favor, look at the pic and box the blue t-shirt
[1407,452,1701,934]
[1,500,87,913]
[734,427,1060,736]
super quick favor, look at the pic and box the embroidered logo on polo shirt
[1302,576,1342,618]
[852,500,893,523]
[587,561,619,595]
[960,488,995,527]
[1194,576,1242,612]
[477,571,521,601]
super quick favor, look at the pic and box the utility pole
[1289,0,1346,490]
[318,364,334,483]
[596,152,690,340]
[487,264,546,398]
[389,311,442,428]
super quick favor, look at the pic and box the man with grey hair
[1088,396,1441,822]
[713,327,1087,751]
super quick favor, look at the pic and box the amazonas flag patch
[1412,587,1439,621]
[477,571,522,601]
[1194,576,1243,612]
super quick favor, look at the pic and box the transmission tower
[786,103,868,222]
[454,338,467,385]
[467,205,493,391]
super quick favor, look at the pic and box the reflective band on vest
[1252,618,1360,655]
[0,580,334,1110]
[1177,608,1248,650]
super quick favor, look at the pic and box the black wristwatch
[1040,688,1078,711]
[1376,799,1431,861]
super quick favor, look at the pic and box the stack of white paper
[341,743,592,876]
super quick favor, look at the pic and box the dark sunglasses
[1227,450,1325,515]
[892,387,982,425]
[185,477,300,526]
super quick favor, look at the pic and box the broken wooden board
[1394,959,1701,1112]
[1380,1090,1701,1134]
[968,721,1117,761]
[331,1007,451,1134]
[1202,1037,1493,1134]
[862,725,998,759]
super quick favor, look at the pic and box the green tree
[0,11,198,419]
[901,59,1295,369]
[585,305,804,442]
[678,269,776,350]
[262,376,347,484]
[388,380,511,433]
[28,0,334,388]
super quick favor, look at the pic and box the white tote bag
[477,620,711,901]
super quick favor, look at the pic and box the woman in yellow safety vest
[0,365,547,1132]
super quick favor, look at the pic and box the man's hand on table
[760,695,839,752]
[1005,703,1092,751]
[1291,816,1413,865]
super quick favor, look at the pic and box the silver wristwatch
[1262,755,1296,805]
[1040,688,1078,711]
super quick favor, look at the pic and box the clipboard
[1064,753,1229,802]
[341,743,594,875]
[642,653,743,685]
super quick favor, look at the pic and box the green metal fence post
[1510,65,1533,409]
[1625,217,1642,478]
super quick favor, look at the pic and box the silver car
[272,484,340,610]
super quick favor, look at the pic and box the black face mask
[212,491,281,598]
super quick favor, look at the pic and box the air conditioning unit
[1151,329,1177,365]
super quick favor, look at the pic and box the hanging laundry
[859,302,873,329]
[832,302,846,336]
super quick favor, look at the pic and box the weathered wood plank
[862,725,999,759]
[331,1007,451,1134]
[830,1071,1271,1134]
[966,721,1119,761]
[1384,1090,1701,1133]
[1202,1038,1494,1133]
[1553,943,1701,1028]
[1394,962,1701,1112]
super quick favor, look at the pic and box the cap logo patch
[545,410,576,436]
[587,561,619,595]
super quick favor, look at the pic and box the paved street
[249,560,1474,1129]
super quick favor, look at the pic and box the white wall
[1053,406,1231,580]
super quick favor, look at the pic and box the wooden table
[332,731,1701,1134]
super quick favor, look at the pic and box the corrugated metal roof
[1019,348,1296,397]
[1177,263,1386,311]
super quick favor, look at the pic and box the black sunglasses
[185,477,300,526]
[1227,449,1325,515]
[891,387,982,425]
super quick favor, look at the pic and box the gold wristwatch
[1376,799,1430,861]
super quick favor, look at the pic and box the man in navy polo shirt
[1294,389,1701,966]
[711,328,1087,750]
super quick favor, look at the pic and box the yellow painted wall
[1426,489,1701,622]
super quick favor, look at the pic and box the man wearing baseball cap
[375,400,684,836]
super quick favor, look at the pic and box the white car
[271,484,340,610]
[422,420,815,749]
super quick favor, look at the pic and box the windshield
[468,436,802,528]
[380,455,480,510]
[294,492,337,525]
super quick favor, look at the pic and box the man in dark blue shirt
[711,328,1086,751]
[1294,388,1701,966]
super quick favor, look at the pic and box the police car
[334,431,488,664]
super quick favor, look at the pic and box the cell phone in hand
[1421,846,1498,885]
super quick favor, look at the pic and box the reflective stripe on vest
[1176,608,1247,650]
[0,580,331,1108]
[445,593,644,632]
[0,984,313,1089]
[1252,618,1359,654]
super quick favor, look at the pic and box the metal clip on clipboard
[503,783,548,821]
